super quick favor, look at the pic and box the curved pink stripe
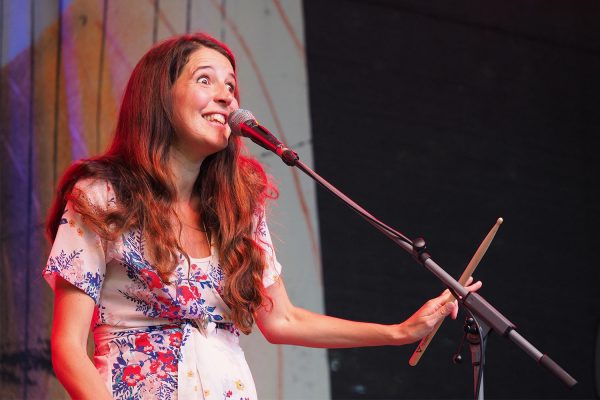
[271,0,305,60]
[144,0,178,36]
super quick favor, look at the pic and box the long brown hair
[46,33,276,334]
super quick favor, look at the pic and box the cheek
[171,107,186,135]
[188,90,212,109]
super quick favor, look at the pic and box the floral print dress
[43,179,281,400]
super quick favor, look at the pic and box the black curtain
[304,1,600,398]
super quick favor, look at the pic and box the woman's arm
[255,277,482,348]
[51,277,112,400]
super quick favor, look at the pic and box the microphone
[228,109,299,166]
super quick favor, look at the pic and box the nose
[215,83,234,106]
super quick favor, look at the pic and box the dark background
[304,1,600,398]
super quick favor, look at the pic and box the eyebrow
[190,65,236,81]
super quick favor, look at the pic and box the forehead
[184,46,235,75]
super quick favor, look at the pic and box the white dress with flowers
[43,179,281,400]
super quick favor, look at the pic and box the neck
[168,146,204,203]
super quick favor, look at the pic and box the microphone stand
[469,316,489,400]
[237,128,578,398]
[456,313,490,399]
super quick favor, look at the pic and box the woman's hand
[393,277,482,344]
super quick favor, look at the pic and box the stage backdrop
[304,1,599,399]
[0,1,328,399]
[3,1,600,399]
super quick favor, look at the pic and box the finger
[466,280,483,292]
[441,302,457,320]
[430,297,448,314]
[450,300,459,319]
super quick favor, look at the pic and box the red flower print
[157,351,177,372]
[177,285,199,305]
[152,298,181,320]
[122,365,144,387]
[149,360,168,378]
[156,368,168,379]
[140,269,162,289]
[134,334,154,352]
[199,274,208,281]
[225,390,232,398]
[150,360,159,373]
[162,304,180,320]
[169,331,183,347]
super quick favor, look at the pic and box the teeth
[203,113,225,124]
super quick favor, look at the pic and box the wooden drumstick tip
[496,217,503,225]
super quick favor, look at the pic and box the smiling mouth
[203,113,226,125]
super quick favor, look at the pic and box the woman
[44,33,481,399]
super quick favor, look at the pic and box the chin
[205,137,230,156]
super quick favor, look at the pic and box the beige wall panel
[155,0,188,39]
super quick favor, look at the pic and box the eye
[197,75,210,84]
[226,82,236,93]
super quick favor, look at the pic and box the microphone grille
[228,109,255,135]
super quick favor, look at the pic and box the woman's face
[170,46,239,161]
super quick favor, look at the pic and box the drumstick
[409,217,503,366]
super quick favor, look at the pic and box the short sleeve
[43,178,111,303]
[253,211,282,288]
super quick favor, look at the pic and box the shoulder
[252,207,272,244]
[71,177,116,210]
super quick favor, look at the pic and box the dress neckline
[189,254,211,263]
